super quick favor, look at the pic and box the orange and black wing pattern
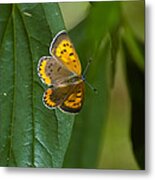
[60,80,84,113]
[50,30,82,75]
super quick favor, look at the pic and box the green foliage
[121,1,145,169]
[63,2,121,168]
[0,1,145,169]
[0,3,74,168]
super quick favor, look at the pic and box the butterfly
[37,30,85,114]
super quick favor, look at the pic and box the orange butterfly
[37,30,84,113]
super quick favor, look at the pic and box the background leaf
[63,2,122,168]
[0,3,75,168]
[122,0,145,169]
[123,42,145,169]
[62,1,144,169]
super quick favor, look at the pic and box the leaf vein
[7,5,16,166]
[35,137,53,158]
[17,5,35,167]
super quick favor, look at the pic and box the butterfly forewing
[50,31,82,76]
[38,56,74,86]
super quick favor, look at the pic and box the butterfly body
[37,30,84,114]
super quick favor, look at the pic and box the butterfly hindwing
[60,80,84,113]
[50,30,82,75]
[37,56,74,86]
[43,85,71,109]
[43,80,84,113]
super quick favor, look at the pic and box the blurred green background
[59,1,144,170]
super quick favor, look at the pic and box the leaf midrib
[16,5,35,167]
[5,5,36,167]
[7,5,16,166]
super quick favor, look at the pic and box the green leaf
[120,1,145,169]
[59,2,90,30]
[121,1,144,71]
[121,1,145,169]
[0,1,144,169]
[123,40,145,170]
[0,4,12,46]
[63,2,121,168]
[122,1,144,42]
[122,26,144,72]
[0,3,74,168]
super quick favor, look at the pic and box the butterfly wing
[50,30,82,76]
[38,31,84,113]
[43,80,84,113]
[43,85,71,109]
[59,80,84,113]
[37,56,74,86]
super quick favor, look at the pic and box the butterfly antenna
[82,58,92,77]
[82,58,97,93]
[84,80,98,93]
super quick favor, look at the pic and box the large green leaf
[0,3,74,168]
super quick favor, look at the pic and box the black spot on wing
[57,66,62,72]
[69,52,74,56]
[68,99,75,103]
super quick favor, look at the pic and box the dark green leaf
[123,39,145,170]
[0,3,74,168]
[121,1,145,169]
[0,4,12,45]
